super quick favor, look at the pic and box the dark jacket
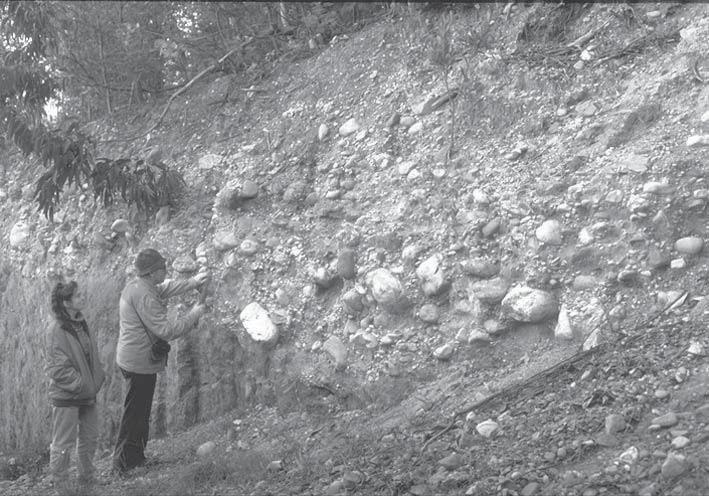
[46,318,105,407]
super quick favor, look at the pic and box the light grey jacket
[116,276,201,374]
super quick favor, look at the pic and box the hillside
[2,2,709,495]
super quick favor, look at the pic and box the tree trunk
[98,31,113,114]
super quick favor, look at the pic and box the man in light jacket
[112,248,208,474]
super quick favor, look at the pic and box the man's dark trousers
[113,369,157,472]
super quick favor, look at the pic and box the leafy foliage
[0,1,186,219]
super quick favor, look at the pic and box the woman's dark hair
[51,281,78,326]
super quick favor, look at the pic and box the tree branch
[141,38,254,136]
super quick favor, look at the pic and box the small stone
[521,482,540,496]
[554,306,574,340]
[155,206,170,225]
[688,341,704,355]
[461,258,499,278]
[267,460,283,471]
[385,112,401,128]
[482,217,501,237]
[172,255,198,273]
[196,441,216,457]
[408,122,423,134]
[574,60,585,71]
[654,389,670,399]
[476,419,499,438]
[418,304,439,324]
[111,218,130,233]
[661,453,686,479]
[438,453,464,471]
[336,249,357,279]
[434,343,455,361]
[468,277,509,304]
[9,221,30,248]
[367,268,403,305]
[238,238,259,255]
[671,436,690,449]
[339,118,360,137]
[576,101,597,117]
[651,412,678,428]
[701,110,709,123]
[213,231,239,251]
[318,124,329,141]
[322,336,348,370]
[605,414,626,434]
[398,161,416,175]
[467,328,491,345]
[643,181,673,195]
[675,236,703,255]
[400,116,416,128]
[572,275,599,290]
[686,135,709,147]
[536,219,563,245]
[670,258,686,269]
[240,180,259,199]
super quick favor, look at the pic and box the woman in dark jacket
[45,281,105,489]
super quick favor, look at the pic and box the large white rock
[239,302,278,342]
[416,253,447,296]
[535,219,563,245]
[501,286,559,323]
[9,221,29,248]
[366,268,403,305]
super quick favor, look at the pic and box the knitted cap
[135,248,166,276]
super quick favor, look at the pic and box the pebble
[318,123,329,141]
[196,441,216,457]
[661,453,686,479]
[651,412,678,428]
[438,452,464,470]
[671,436,690,449]
[642,181,673,195]
[111,218,130,233]
[536,219,563,245]
[476,419,499,438]
[418,304,440,323]
[605,414,626,434]
[686,135,709,147]
[433,343,455,361]
[674,236,703,255]
[339,118,360,136]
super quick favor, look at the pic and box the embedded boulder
[501,286,559,323]
[415,253,448,296]
[366,268,403,306]
[239,302,278,342]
